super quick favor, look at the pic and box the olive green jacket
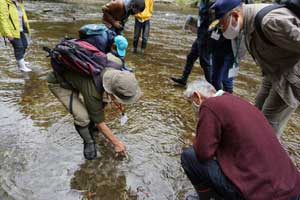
[0,0,30,38]
[243,4,300,108]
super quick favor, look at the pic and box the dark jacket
[193,93,300,200]
[80,30,116,53]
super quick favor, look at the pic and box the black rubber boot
[88,121,99,138]
[75,125,97,160]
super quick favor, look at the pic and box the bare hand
[113,21,122,29]
[114,141,126,153]
[7,36,13,41]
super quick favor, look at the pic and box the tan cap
[103,69,142,104]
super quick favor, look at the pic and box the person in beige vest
[210,0,300,137]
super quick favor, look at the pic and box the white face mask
[192,101,200,114]
[223,15,241,40]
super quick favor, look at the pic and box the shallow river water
[0,1,299,200]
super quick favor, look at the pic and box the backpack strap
[254,4,285,46]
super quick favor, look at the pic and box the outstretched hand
[114,141,128,159]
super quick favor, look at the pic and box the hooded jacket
[0,0,30,38]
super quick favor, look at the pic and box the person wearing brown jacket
[210,0,300,138]
[102,0,145,34]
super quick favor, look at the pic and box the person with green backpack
[210,0,300,138]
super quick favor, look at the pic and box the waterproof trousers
[48,83,90,127]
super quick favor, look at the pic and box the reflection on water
[0,1,299,200]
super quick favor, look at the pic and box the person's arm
[102,2,122,29]
[97,121,127,153]
[0,0,13,40]
[263,11,300,53]
[149,0,154,17]
[77,79,126,153]
[193,106,221,161]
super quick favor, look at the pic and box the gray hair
[184,79,216,99]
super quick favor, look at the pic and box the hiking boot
[17,58,32,72]
[170,76,187,86]
[141,48,145,55]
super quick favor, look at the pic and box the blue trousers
[181,147,300,200]
[211,52,234,93]
[133,19,150,49]
[10,32,28,61]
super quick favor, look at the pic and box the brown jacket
[243,4,300,108]
[102,0,126,29]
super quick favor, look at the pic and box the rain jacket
[134,0,153,22]
[243,4,300,108]
[0,0,30,38]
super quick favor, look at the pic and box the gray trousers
[48,83,90,127]
[255,77,296,137]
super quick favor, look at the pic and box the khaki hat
[103,69,142,104]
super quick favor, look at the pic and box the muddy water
[0,1,299,200]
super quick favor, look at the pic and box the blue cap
[114,35,128,57]
[211,0,241,19]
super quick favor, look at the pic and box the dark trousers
[133,19,150,50]
[181,147,244,199]
[183,36,211,83]
[9,32,28,61]
[211,52,234,93]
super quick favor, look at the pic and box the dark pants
[133,19,150,50]
[212,52,234,93]
[181,147,244,199]
[183,36,211,83]
[10,32,28,61]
